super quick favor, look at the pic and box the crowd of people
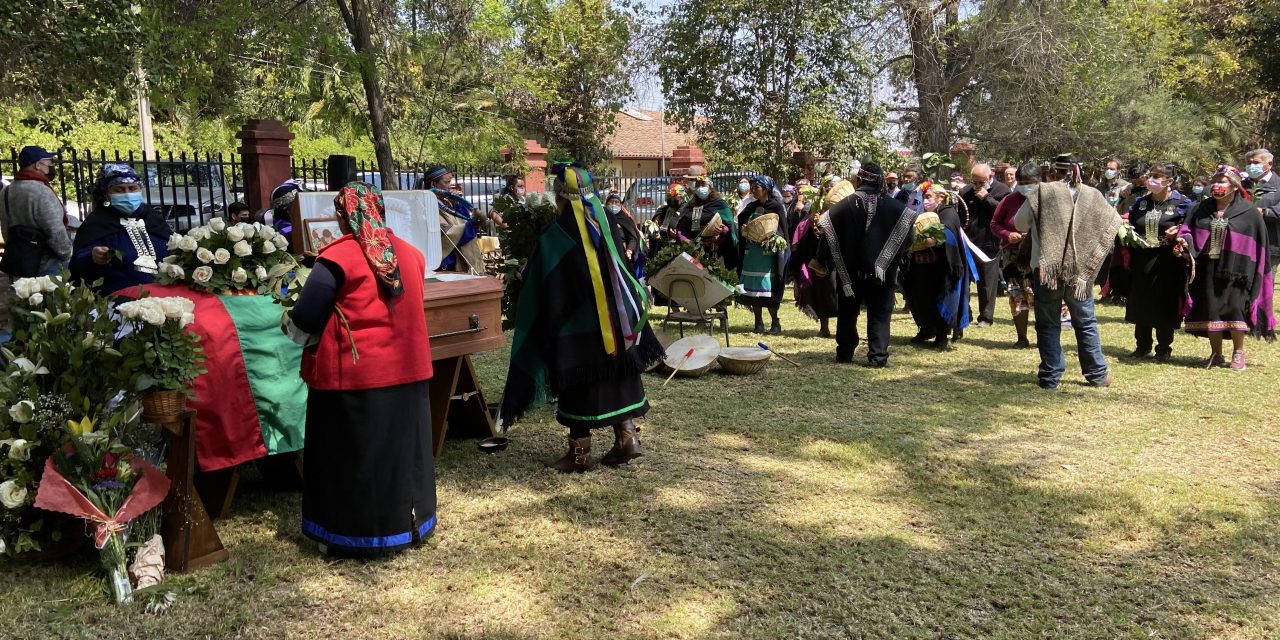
[632,150,1280,386]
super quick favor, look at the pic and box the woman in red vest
[287,181,435,555]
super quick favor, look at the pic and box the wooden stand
[148,409,229,573]
[428,355,497,456]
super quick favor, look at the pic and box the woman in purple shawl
[1176,165,1267,370]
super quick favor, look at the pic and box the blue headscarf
[750,174,777,192]
[95,163,140,196]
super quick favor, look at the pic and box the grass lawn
[3,293,1279,639]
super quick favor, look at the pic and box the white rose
[0,537,7,555]
[39,276,57,292]
[192,266,213,283]
[233,240,252,257]
[260,240,277,255]
[12,278,32,300]
[176,296,195,314]
[28,293,43,307]
[166,234,182,251]
[168,264,186,280]
[179,236,199,251]
[241,223,257,239]
[255,266,268,280]
[140,303,166,327]
[162,254,179,264]
[0,480,27,509]
[231,267,248,283]
[7,439,31,461]
[226,226,245,242]
[214,248,231,264]
[179,312,195,328]
[8,400,33,423]
[273,235,288,249]
[156,297,185,319]
[259,226,276,241]
[196,248,214,264]
[209,218,227,232]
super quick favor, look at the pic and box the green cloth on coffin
[218,295,308,458]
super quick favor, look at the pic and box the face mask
[1192,185,1205,195]
[44,166,57,180]
[886,182,897,190]
[1016,184,1037,196]
[1104,169,1118,180]
[1210,183,1230,198]
[109,192,144,214]
[923,199,939,212]
[901,182,916,192]
[1247,163,1265,179]
[695,186,710,199]
[516,188,525,197]
[783,196,794,203]
[606,204,621,214]
[738,183,750,194]
[1145,178,1165,192]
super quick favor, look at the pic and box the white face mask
[606,204,621,214]
[695,186,710,199]
[1105,169,1118,180]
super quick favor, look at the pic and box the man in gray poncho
[1014,154,1122,389]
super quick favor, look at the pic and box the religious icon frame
[303,217,343,254]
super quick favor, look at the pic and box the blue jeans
[1033,277,1108,387]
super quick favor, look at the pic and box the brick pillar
[669,145,705,176]
[236,120,295,212]
[523,139,548,193]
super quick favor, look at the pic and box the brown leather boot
[546,436,597,474]
[599,421,643,467]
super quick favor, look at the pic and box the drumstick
[663,348,694,387]
[758,342,800,367]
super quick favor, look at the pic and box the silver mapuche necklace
[1208,213,1229,260]
[121,218,159,274]
[1143,200,1174,246]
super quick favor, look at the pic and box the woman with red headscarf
[287,181,435,555]
[1176,166,1267,370]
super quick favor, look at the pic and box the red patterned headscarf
[335,181,403,297]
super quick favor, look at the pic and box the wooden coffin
[423,276,506,360]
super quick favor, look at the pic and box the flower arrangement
[115,296,206,396]
[761,234,789,255]
[644,241,739,290]
[0,273,200,606]
[157,218,296,293]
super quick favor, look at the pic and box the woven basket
[698,212,724,238]
[741,213,780,243]
[716,347,772,375]
[142,390,187,417]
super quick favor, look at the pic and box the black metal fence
[3,149,244,233]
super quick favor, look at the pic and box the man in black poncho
[812,162,916,367]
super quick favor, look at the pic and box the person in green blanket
[737,175,790,334]
[677,173,739,271]
[500,162,665,474]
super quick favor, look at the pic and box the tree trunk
[902,0,952,156]
[337,0,396,189]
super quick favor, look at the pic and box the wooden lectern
[147,409,229,573]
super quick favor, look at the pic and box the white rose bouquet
[157,220,299,293]
[115,297,205,395]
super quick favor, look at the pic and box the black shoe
[1154,351,1171,363]
[1014,338,1031,349]
[836,355,854,364]
[865,359,888,368]
[1038,381,1059,390]
[931,337,950,351]
[768,321,782,336]
[1129,348,1153,359]
[952,329,964,341]
[753,320,765,333]
[910,331,934,344]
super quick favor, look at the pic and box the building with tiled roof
[605,109,698,175]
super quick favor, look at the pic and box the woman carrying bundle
[737,175,789,335]
[904,184,974,350]
[676,174,738,270]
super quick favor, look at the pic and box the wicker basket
[142,389,187,417]
[741,213,780,243]
[717,347,772,375]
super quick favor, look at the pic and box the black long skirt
[556,373,648,434]
[904,251,950,334]
[1185,258,1251,337]
[1125,247,1186,330]
[301,380,436,555]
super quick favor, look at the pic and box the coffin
[423,275,506,360]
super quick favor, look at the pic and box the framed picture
[303,217,343,254]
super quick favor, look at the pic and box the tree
[335,0,396,187]
[657,0,884,175]
[508,0,641,169]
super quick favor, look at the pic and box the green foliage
[657,0,883,175]
[495,192,560,328]
[643,241,739,289]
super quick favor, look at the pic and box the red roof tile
[606,109,696,159]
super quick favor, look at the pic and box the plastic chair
[661,274,730,346]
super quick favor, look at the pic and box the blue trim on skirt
[302,513,437,550]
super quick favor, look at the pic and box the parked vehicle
[140,162,240,232]
[710,171,759,198]
[623,177,673,222]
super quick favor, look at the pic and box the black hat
[17,146,55,168]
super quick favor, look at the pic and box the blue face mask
[1192,185,1205,195]
[1247,163,1265,179]
[109,192,144,214]
[695,186,710,199]
[1016,184,1037,196]
[901,182,916,192]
